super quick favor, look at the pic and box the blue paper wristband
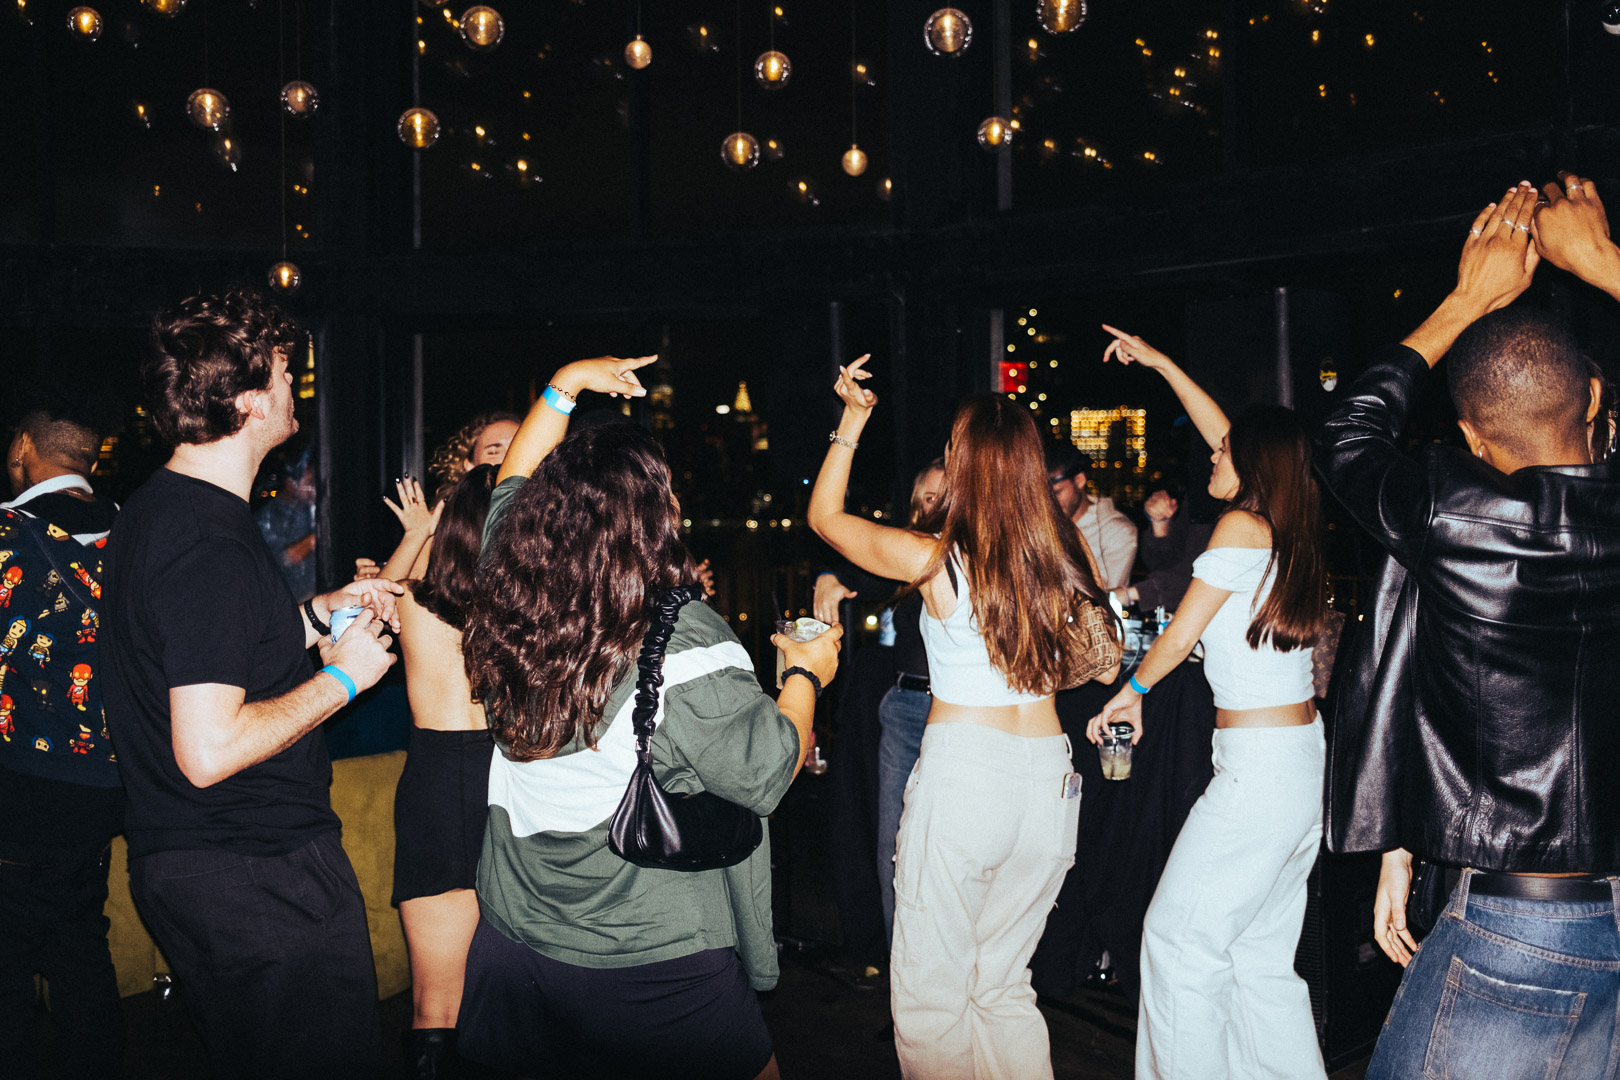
[541,385,576,415]
[321,665,358,704]
[1129,673,1152,695]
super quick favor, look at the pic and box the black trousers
[0,841,125,1080]
[129,832,382,1080]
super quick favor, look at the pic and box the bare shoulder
[1210,509,1270,548]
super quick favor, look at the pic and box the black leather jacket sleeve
[1314,345,1436,568]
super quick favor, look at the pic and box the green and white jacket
[477,480,798,989]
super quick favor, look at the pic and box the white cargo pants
[890,723,1081,1080]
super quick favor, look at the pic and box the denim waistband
[1452,868,1620,916]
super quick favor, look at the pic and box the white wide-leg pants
[890,723,1081,1080]
[1137,719,1327,1080]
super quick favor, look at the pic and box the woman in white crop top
[1086,326,1330,1080]
[808,355,1120,1080]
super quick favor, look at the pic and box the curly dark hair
[462,424,698,761]
[144,287,303,446]
[410,464,498,631]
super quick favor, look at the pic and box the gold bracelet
[547,382,577,403]
[829,431,858,450]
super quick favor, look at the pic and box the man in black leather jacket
[1317,175,1620,1078]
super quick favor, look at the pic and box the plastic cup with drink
[1099,721,1135,781]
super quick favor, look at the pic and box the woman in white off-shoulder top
[1087,326,1331,1080]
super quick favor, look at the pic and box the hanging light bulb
[398,107,441,148]
[142,0,186,13]
[211,133,243,172]
[131,100,152,129]
[754,50,791,88]
[66,6,102,41]
[850,60,875,86]
[876,176,893,201]
[721,131,760,171]
[788,177,820,206]
[687,23,720,52]
[624,35,652,69]
[281,81,319,117]
[268,261,302,294]
[186,88,230,130]
[1037,0,1086,34]
[762,136,785,162]
[842,144,868,176]
[459,6,503,51]
[923,8,972,56]
[977,115,1013,151]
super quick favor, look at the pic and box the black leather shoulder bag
[607,584,766,871]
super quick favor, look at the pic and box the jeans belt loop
[1451,867,1474,917]
[896,672,931,695]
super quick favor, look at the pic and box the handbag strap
[630,584,707,766]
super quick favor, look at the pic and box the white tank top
[1191,547,1315,710]
[919,555,1047,707]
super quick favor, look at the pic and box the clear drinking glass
[775,616,830,688]
[1099,721,1135,781]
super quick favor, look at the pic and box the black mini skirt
[390,726,494,907]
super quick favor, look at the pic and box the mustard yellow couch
[104,749,411,1001]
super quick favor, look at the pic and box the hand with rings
[1454,182,1541,315]
[1530,171,1620,291]
[383,475,443,539]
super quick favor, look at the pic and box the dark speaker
[1184,288,1353,436]
[1293,849,1404,1069]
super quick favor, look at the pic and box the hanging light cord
[735,0,743,131]
[850,0,856,143]
[278,0,287,263]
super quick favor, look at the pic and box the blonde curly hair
[428,410,521,503]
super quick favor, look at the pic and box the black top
[103,468,338,859]
[820,562,927,678]
[1318,344,1620,873]
[1131,510,1214,613]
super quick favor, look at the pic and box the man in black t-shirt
[103,288,403,1080]
[0,401,123,1080]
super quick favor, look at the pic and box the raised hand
[383,476,443,537]
[1100,325,1176,371]
[352,557,381,581]
[555,355,658,399]
[1456,182,1540,314]
[1533,172,1620,295]
[834,354,878,416]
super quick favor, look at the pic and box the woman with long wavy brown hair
[454,356,840,1080]
[1087,326,1328,1080]
[808,355,1120,1080]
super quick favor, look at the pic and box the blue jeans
[876,685,931,946]
[1367,869,1620,1080]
